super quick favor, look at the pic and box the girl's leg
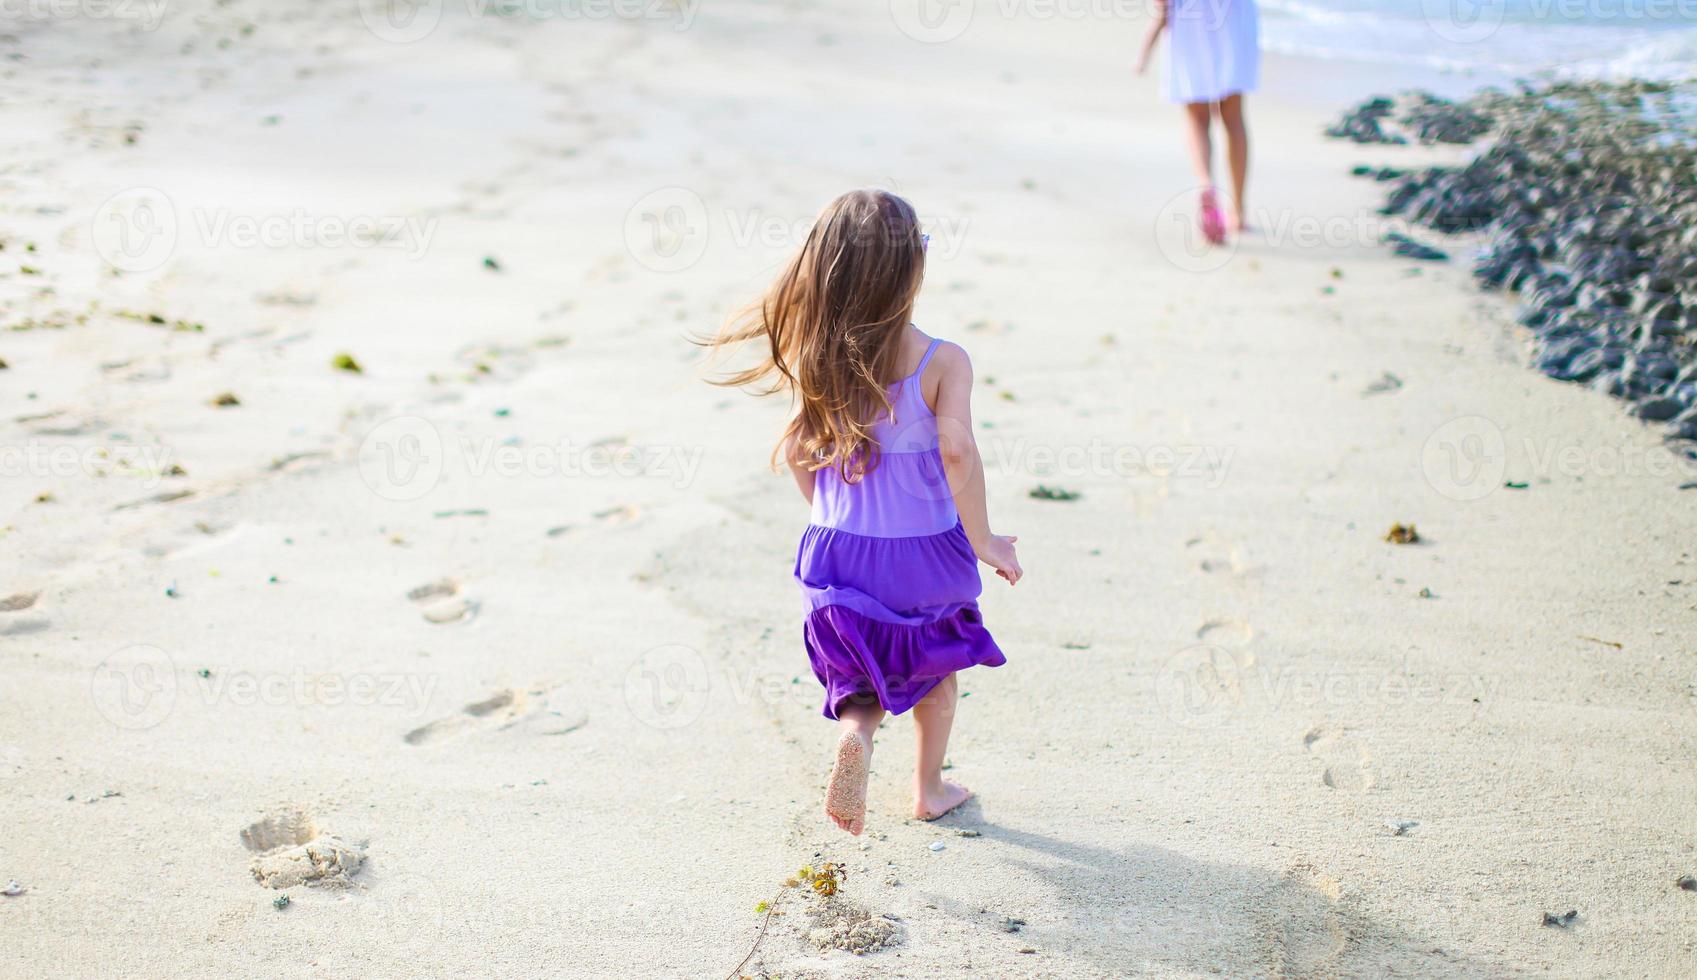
[912,673,972,820]
[1218,93,1250,231]
[1182,101,1214,188]
[826,697,883,836]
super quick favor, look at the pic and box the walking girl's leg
[1219,93,1250,231]
[1181,101,1214,187]
[912,673,973,820]
[826,698,883,836]
[1183,101,1227,245]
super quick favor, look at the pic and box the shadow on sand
[919,806,1521,978]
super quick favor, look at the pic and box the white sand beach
[2,2,1694,977]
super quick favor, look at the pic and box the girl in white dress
[1138,0,1261,243]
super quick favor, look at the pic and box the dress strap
[914,337,943,379]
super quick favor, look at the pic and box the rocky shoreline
[1329,81,1697,451]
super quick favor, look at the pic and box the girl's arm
[1136,1,1168,75]
[931,343,1023,585]
[782,432,816,504]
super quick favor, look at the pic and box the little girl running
[708,189,1022,836]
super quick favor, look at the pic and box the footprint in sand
[1253,860,1348,976]
[240,807,365,889]
[404,689,530,745]
[1186,532,1256,578]
[403,685,585,745]
[407,579,478,625]
[1303,725,1375,792]
[1196,618,1254,647]
[0,592,40,612]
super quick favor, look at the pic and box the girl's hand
[975,534,1023,585]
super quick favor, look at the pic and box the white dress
[1163,0,1261,105]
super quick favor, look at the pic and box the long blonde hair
[706,189,926,482]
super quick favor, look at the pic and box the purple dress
[795,338,1006,719]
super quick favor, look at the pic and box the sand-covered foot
[825,731,871,836]
[913,779,972,821]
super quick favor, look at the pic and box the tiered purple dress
[795,338,1006,719]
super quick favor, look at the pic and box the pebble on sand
[1542,909,1579,928]
[1384,523,1420,545]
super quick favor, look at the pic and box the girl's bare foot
[825,731,871,835]
[913,779,972,821]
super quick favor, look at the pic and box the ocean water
[1260,0,1697,80]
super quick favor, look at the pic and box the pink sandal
[1199,187,1227,246]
